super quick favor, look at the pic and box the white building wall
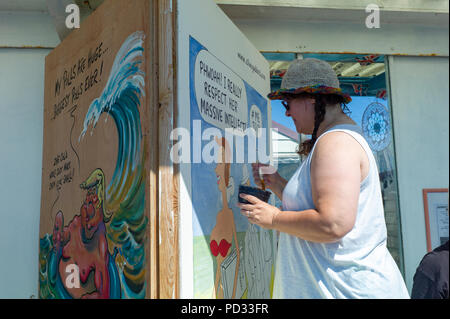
[0,10,58,298]
[0,1,448,298]
[0,11,59,48]
[229,19,448,57]
[217,2,448,57]
[388,55,449,291]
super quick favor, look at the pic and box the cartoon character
[53,169,112,299]
[41,31,145,299]
[210,137,240,299]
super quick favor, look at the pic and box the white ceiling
[269,61,385,78]
[0,0,48,12]
[217,4,449,27]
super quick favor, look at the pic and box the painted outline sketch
[189,35,275,299]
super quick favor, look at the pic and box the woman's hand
[238,194,280,230]
[251,163,287,200]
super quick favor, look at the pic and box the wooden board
[157,0,179,299]
[38,0,154,299]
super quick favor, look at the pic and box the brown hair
[297,93,349,156]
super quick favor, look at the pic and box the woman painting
[238,58,409,298]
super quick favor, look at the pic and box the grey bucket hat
[268,58,352,104]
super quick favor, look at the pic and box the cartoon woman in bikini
[210,136,240,299]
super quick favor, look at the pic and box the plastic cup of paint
[238,185,271,204]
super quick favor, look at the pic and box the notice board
[38,0,152,299]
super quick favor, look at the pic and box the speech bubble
[194,50,248,132]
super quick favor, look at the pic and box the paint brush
[257,161,266,190]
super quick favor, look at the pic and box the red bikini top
[210,239,232,257]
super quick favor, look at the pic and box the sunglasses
[281,98,293,111]
[281,94,312,111]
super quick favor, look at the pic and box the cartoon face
[80,189,101,239]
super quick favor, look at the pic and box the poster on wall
[423,189,449,251]
[177,0,275,299]
[39,0,151,299]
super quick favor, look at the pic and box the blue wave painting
[39,31,148,299]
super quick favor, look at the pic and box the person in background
[411,237,448,298]
[238,58,409,298]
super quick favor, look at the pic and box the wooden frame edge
[422,188,449,252]
[148,0,160,299]
[157,0,179,299]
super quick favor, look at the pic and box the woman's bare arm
[271,132,364,243]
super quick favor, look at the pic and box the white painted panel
[177,0,271,298]
[388,55,449,292]
[0,48,51,298]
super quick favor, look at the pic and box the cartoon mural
[189,35,275,299]
[209,137,240,298]
[39,30,148,299]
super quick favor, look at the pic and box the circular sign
[362,102,391,152]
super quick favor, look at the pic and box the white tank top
[273,124,409,299]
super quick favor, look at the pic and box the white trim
[215,0,449,14]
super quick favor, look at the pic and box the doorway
[264,52,405,275]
